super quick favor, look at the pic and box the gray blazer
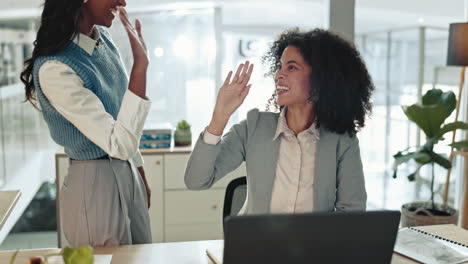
[184,109,366,214]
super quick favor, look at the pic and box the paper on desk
[394,228,468,264]
[94,255,113,264]
[46,254,113,264]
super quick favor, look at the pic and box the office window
[356,27,462,209]
[0,29,56,188]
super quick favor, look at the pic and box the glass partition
[356,26,462,209]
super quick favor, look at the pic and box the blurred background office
[0,0,467,250]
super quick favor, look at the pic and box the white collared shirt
[38,27,149,166]
[270,109,318,213]
[203,108,319,213]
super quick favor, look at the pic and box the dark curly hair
[263,28,374,136]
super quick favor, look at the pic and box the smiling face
[274,45,312,107]
[82,0,126,28]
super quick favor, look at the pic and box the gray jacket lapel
[261,136,281,213]
[313,128,337,211]
[248,112,281,214]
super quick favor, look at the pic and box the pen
[206,249,221,264]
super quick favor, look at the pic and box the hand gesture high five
[118,7,149,99]
[118,7,149,69]
[208,61,254,135]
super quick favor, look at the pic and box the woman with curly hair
[185,28,374,214]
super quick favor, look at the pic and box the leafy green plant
[449,140,468,150]
[393,89,468,209]
[177,120,191,130]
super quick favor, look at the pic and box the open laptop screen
[223,210,401,264]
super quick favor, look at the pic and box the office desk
[1,224,467,263]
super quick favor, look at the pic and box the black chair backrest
[223,176,247,220]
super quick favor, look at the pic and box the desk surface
[0,190,20,231]
[1,224,467,264]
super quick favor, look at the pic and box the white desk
[1,224,468,263]
[0,240,222,264]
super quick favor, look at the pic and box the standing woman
[185,28,374,214]
[20,0,152,247]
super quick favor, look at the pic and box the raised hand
[118,7,149,69]
[208,61,254,135]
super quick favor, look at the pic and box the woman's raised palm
[214,61,254,118]
[118,7,149,68]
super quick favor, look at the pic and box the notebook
[395,227,468,264]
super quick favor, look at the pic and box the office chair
[223,176,247,220]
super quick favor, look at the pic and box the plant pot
[174,128,192,146]
[401,201,458,227]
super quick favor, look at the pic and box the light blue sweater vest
[33,28,128,160]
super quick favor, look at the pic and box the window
[356,27,463,209]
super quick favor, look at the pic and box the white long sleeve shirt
[38,27,150,166]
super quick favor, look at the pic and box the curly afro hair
[263,28,374,136]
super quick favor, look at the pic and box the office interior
[0,0,467,257]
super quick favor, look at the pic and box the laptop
[223,210,401,264]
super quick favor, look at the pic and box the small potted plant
[393,89,468,227]
[174,120,192,147]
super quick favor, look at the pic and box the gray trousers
[60,157,152,248]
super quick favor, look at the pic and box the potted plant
[174,120,192,146]
[393,89,468,227]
